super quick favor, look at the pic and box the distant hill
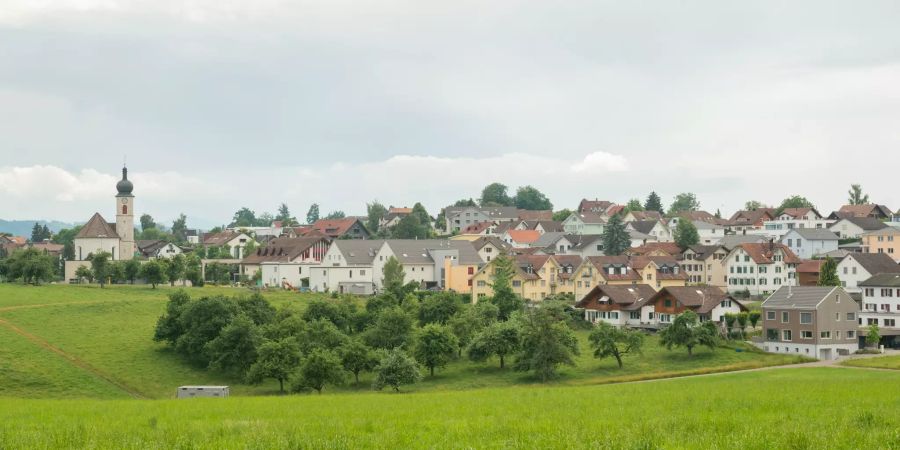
[0,219,76,237]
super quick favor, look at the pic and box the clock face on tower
[121,198,128,204]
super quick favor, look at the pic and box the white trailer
[176,386,230,398]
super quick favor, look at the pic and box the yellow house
[572,255,689,300]
[861,227,900,263]
[443,257,479,294]
[630,256,689,291]
[470,255,582,302]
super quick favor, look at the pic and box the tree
[366,201,387,234]
[659,311,718,356]
[324,211,346,220]
[120,259,139,284]
[3,248,56,284]
[736,312,749,339]
[866,324,880,348]
[392,214,428,239]
[480,182,513,207]
[601,214,630,256]
[297,319,349,354]
[623,198,644,213]
[140,214,157,231]
[749,310,761,329]
[674,218,700,248]
[667,193,700,215]
[413,324,457,376]
[515,307,580,382]
[340,339,380,384]
[90,251,112,288]
[552,209,573,222]
[292,348,346,394]
[644,191,664,213]
[171,214,188,242]
[75,265,94,283]
[306,203,320,224]
[817,256,841,287]
[62,241,75,261]
[411,203,432,230]
[365,307,413,350]
[468,320,521,368]
[230,207,257,227]
[153,290,191,345]
[848,184,869,206]
[108,261,126,284]
[141,259,167,288]
[514,185,553,210]
[382,256,405,298]
[30,223,51,242]
[303,299,350,332]
[256,212,274,227]
[588,322,644,368]
[724,313,737,337]
[166,254,186,286]
[275,203,297,226]
[744,200,765,210]
[372,348,421,392]
[488,255,522,321]
[247,338,302,394]
[419,292,460,325]
[205,314,261,375]
[776,195,815,215]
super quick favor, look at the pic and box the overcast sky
[1,1,899,228]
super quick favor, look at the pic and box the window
[477,280,486,287]
[847,331,855,339]
[820,331,831,339]
[630,311,640,320]
[782,330,792,341]
[835,331,841,340]
[800,312,812,324]
[846,312,855,321]
[801,331,813,339]
[781,311,789,323]
[360,270,366,276]
[664,299,672,307]
[767,311,776,321]
[835,313,840,321]
[886,319,897,327]
[512,280,522,287]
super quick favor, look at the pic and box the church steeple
[116,165,134,196]
[115,165,135,260]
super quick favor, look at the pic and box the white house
[137,240,184,259]
[240,236,330,289]
[762,208,833,239]
[859,273,900,348]
[780,229,840,259]
[566,235,606,258]
[724,243,801,296]
[693,220,726,245]
[626,220,673,242]
[310,240,385,295]
[471,236,509,263]
[562,212,606,235]
[836,253,900,293]
[372,240,483,290]
[828,217,889,240]
[203,231,256,259]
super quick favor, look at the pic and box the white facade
[860,285,900,331]
[260,262,316,289]
[694,221,725,245]
[74,237,122,261]
[836,255,879,293]
[762,218,834,239]
[725,248,797,296]
[761,342,858,360]
[309,243,376,293]
[781,230,839,259]
[372,243,436,290]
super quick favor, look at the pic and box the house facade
[203,231,255,259]
[470,254,578,302]
[836,253,900,293]
[724,243,800,296]
[309,240,385,295]
[760,286,860,360]
[443,206,519,233]
[562,212,606,235]
[680,245,728,287]
[241,236,330,289]
[828,217,888,240]
[860,228,900,262]
[575,284,657,327]
[859,274,900,348]
[646,286,746,327]
[373,240,482,291]
[780,229,839,259]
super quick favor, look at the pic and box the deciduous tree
[90,251,112,288]
[413,324,458,376]
[306,203,320,224]
[480,182,513,207]
[292,348,346,394]
[674,218,700,248]
[247,337,302,394]
[373,348,421,392]
[340,339,380,384]
[848,184,869,205]
[817,256,841,287]
[588,322,644,368]
[468,320,521,368]
[514,185,553,210]
[659,311,717,356]
[205,314,262,375]
[776,195,815,215]
[667,193,700,215]
[140,259,167,288]
[514,307,579,382]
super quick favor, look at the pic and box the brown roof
[6,236,27,245]
[203,230,244,246]
[675,211,717,223]
[582,256,642,281]
[472,236,510,252]
[579,199,613,213]
[628,211,662,221]
[506,230,541,244]
[735,242,801,264]
[572,211,606,224]
[307,218,367,238]
[75,213,119,239]
[780,207,819,219]
[683,245,727,261]
[837,204,893,218]
[31,242,64,253]
[241,236,330,264]
[523,221,564,232]
[728,208,776,225]
[462,221,493,234]
[517,210,553,221]
[829,217,889,232]
[844,253,900,276]
[797,259,825,273]
[651,286,744,314]
[628,242,683,257]
[630,255,689,280]
[576,284,657,310]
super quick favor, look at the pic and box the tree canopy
[776,195,815,215]
[306,204,320,224]
[514,185,553,210]
[659,311,717,356]
[644,191,664,213]
[601,214,630,256]
[674,218,700,248]
[480,183,514,207]
[817,256,841,287]
[667,193,700,215]
[588,322,643,368]
[848,184,869,205]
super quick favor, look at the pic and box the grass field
[0,284,805,399]
[843,354,900,370]
[0,368,897,449]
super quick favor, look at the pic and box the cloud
[570,152,629,173]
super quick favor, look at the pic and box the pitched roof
[628,242,682,257]
[137,239,170,256]
[241,236,330,264]
[506,230,541,244]
[472,236,510,252]
[531,232,568,249]
[444,206,519,219]
[630,255,689,280]
[860,227,900,237]
[605,205,625,216]
[652,286,740,314]
[331,239,386,265]
[384,240,482,265]
[717,234,769,250]
[674,211,717,223]
[524,220,564,232]
[734,242,801,264]
[628,220,660,235]
[578,199,613,213]
[684,245,727,261]
[829,217,889,232]
[569,212,606,225]
[581,256,642,281]
[307,218,367,238]
[462,221,493,234]
[31,242,64,253]
[567,234,604,251]
[837,204,893,218]
[728,208,776,224]
[75,213,119,239]
[203,230,244,246]
[784,228,839,241]
[796,259,825,273]
[575,284,657,310]
[779,207,820,219]
[517,210,553,221]
[859,273,900,287]
[552,254,583,269]
[762,286,839,309]
[842,253,900,275]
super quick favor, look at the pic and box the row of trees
[598,215,700,255]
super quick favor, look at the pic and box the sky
[1,1,899,229]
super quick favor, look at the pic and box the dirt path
[0,316,146,399]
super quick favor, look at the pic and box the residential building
[858,274,900,348]
[829,204,894,220]
[627,242,683,257]
[442,206,519,233]
[310,240,385,295]
[576,284,657,327]
[471,236,509,263]
[760,286,860,359]
[860,227,900,262]
[137,240,184,259]
[717,234,771,250]
[680,245,728,287]
[780,228,839,259]
[240,236,331,289]
[724,243,800,296]
[566,234,606,258]
[380,207,412,230]
[626,220,673,242]
[693,220,726,245]
[622,210,663,222]
[572,256,643,299]
[578,199,613,214]
[828,217,888,240]
[301,218,370,240]
[645,286,746,327]
[630,256,689,291]
[728,209,777,229]
[203,231,255,259]
[835,253,900,292]
[470,254,579,302]
[372,240,482,291]
[562,212,606,235]
[665,211,717,229]
[762,208,832,239]
[796,260,825,286]
[501,230,542,248]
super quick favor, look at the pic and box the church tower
[115,166,135,260]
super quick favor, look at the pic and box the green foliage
[153,290,192,346]
[340,339,380,384]
[123,259,141,284]
[366,201,387,233]
[744,200,765,210]
[381,256,405,299]
[674,218,700,248]
[480,182,514,207]
[552,209,573,222]
[230,207,258,228]
[30,223,52,242]
[205,314,261,375]
[165,254,186,286]
[411,203,432,232]
[515,307,580,382]
[848,184,869,205]
[171,214,188,242]
[588,323,644,368]
[418,292,460,325]
[623,198,644,213]
[413,324,458,376]
[659,311,717,356]
[488,255,522,321]
[297,319,349,354]
[749,310,761,329]
[723,313,737,334]
[365,307,413,350]
[140,260,167,288]
[392,214,428,239]
[139,214,156,231]
[275,203,297,226]
[776,195,815,215]
[2,248,56,285]
[468,320,521,369]
[247,338,301,394]
[324,211,346,220]
[108,262,126,284]
[601,214,630,256]
[514,185,553,210]
[306,203,320,224]
[644,191,664,213]
[237,293,277,325]
[292,348,346,394]
[667,193,700,215]
[866,325,880,347]
[74,265,94,283]
[736,312,749,337]
[817,256,841,287]
[373,348,421,392]
[303,299,350,332]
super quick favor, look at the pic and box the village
[2,167,898,361]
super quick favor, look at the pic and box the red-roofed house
[502,230,541,248]
[796,259,825,286]
[303,218,370,240]
[724,242,801,296]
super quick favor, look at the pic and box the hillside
[0,219,75,237]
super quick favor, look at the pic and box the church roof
[76,213,120,239]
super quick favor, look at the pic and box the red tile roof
[517,210,553,221]
[797,259,825,273]
[506,230,541,244]
[306,218,366,238]
[735,242,802,264]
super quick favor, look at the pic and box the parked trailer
[176,386,230,399]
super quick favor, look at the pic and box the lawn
[0,368,896,449]
[0,284,804,399]
[843,354,900,370]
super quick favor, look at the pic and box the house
[372,240,482,291]
[380,207,412,230]
[575,284,657,327]
[501,230,542,248]
[30,241,65,260]
[517,210,554,222]
[442,206,519,233]
[626,220,673,242]
[646,286,746,327]
[303,218,370,240]
[729,209,776,228]
[724,242,801,296]
[0,235,27,256]
[692,220,726,245]
[202,231,255,259]
[470,254,579,302]
[796,260,825,286]
[184,229,201,245]
[762,208,832,239]
[630,256,689,291]
[760,286,860,360]
[627,242,683,257]
[578,199,613,214]
[566,234,606,258]
[627,230,656,248]
[835,253,900,292]
[780,229,839,259]
[562,212,606,235]
[572,256,643,299]
[860,227,900,262]
[622,210,663,222]
[858,274,900,348]
[471,236,510,263]
[514,220,564,234]
[666,211,718,229]
[829,204,894,220]
[240,236,331,289]
[137,240,184,259]
[530,232,574,254]
[310,240,385,295]
[680,245,728,287]
[828,217,888,240]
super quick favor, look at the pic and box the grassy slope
[843,354,900,370]
[0,368,897,449]
[0,284,803,399]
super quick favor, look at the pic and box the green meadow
[843,354,900,370]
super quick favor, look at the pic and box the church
[64,166,136,282]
